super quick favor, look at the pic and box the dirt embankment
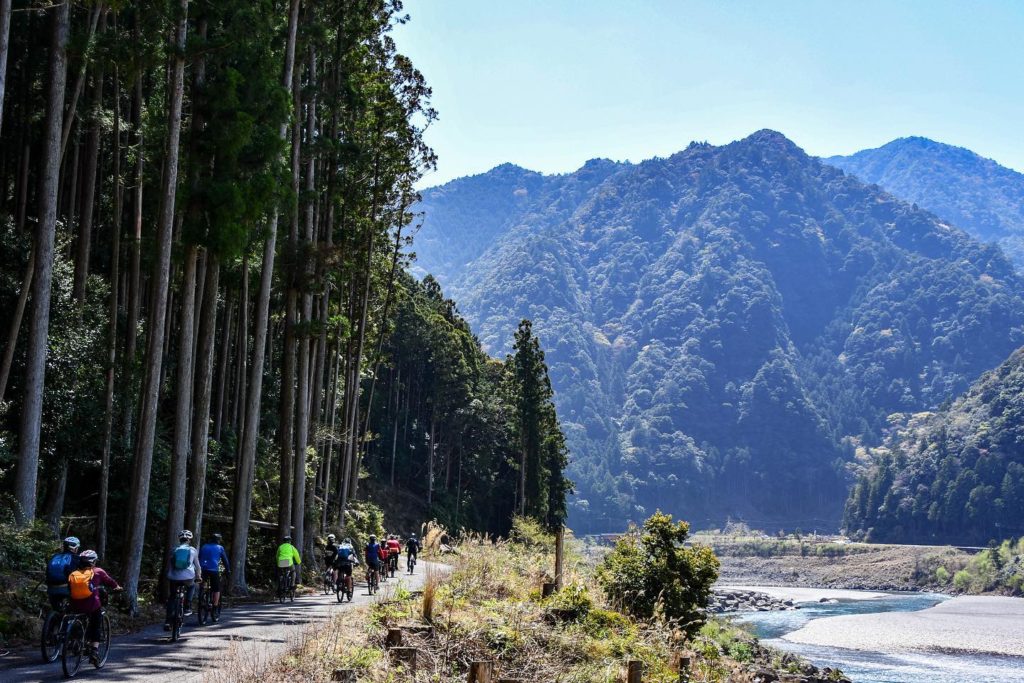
[711,540,968,591]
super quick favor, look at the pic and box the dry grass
[421,564,441,623]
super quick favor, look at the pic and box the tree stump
[625,659,643,683]
[331,669,356,682]
[401,624,435,638]
[671,652,691,682]
[468,661,494,682]
[389,647,418,670]
[386,628,403,648]
[541,582,556,598]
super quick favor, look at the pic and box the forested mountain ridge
[845,347,1024,545]
[415,129,1024,532]
[826,137,1024,268]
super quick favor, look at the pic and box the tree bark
[0,0,12,130]
[187,255,219,539]
[98,58,123,559]
[230,253,249,437]
[13,0,69,526]
[73,13,106,304]
[60,4,104,160]
[122,0,189,611]
[0,246,34,403]
[231,0,301,594]
[167,244,198,548]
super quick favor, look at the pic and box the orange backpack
[68,568,96,600]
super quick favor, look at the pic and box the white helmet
[327,534,336,542]
[79,549,99,566]
[178,529,194,542]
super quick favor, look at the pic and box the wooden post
[625,660,643,683]
[386,628,403,648]
[389,647,418,671]
[468,661,494,683]
[541,582,556,598]
[331,670,356,682]
[671,652,691,682]
[554,525,565,590]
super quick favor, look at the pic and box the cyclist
[335,538,358,596]
[385,535,401,575]
[405,533,420,568]
[68,550,120,664]
[364,535,382,585]
[198,532,231,621]
[45,536,81,610]
[165,530,202,631]
[276,535,302,592]
[323,534,339,586]
[377,539,389,581]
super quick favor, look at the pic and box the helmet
[283,535,292,543]
[410,533,418,539]
[369,535,377,543]
[79,550,98,566]
[343,538,352,545]
[63,536,81,552]
[212,533,223,543]
[327,534,336,542]
[179,530,193,542]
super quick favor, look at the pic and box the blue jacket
[199,543,230,573]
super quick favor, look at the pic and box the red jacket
[69,567,120,614]
[386,539,401,554]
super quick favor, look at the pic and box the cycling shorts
[338,562,354,577]
[202,569,222,593]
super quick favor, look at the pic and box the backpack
[172,545,192,571]
[337,546,353,562]
[46,552,75,585]
[68,568,96,601]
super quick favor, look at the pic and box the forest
[0,0,569,613]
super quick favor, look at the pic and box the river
[730,588,1024,682]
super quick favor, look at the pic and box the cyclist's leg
[208,570,222,607]
[165,582,179,623]
[86,610,101,649]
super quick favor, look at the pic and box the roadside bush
[545,582,593,621]
[935,566,950,584]
[596,511,719,636]
[0,518,58,573]
[953,569,971,591]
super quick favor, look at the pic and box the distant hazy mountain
[415,130,1024,532]
[826,138,1024,268]
[845,347,1024,545]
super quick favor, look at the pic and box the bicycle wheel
[94,614,110,668]
[197,587,209,626]
[60,619,85,678]
[41,611,62,663]
[170,594,183,642]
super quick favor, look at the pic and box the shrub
[935,566,950,584]
[546,582,593,621]
[596,511,719,636]
[953,569,971,591]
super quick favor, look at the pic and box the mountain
[415,130,1024,533]
[844,348,1024,545]
[826,137,1024,268]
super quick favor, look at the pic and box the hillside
[415,130,1024,532]
[826,137,1024,268]
[845,347,1024,545]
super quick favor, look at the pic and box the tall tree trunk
[122,0,189,611]
[59,4,104,159]
[13,0,69,526]
[231,0,301,594]
[0,0,12,130]
[230,253,249,437]
[0,246,34,403]
[42,459,68,534]
[98,58,123,559]
[390,368,400,487]
[187,256,219,539]
[73,14,106,304]
[166,244,198,547]
[292,46,317,554]
[123,64,144,448]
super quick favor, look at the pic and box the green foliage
[953,569,972,591]
[845,349,1024,544]
[935,566,950,584]
[545,582,594,621]
[414,130,1024,531]
[827,137,1024,269]
[596,512,719,636]
[0,519,58,574]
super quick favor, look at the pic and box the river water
[733,591,1024,682]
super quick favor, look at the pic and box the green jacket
[276,542,301,567]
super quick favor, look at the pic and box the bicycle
[388,553,399,578]
[321,566,334,595]
[277,568,296,603]
[60,597,111,678]
[407,553,417,574]
[40,597,69,663]
[196,575,214,626]
[365,565,379,595]
[168,582,192,642]
[335,564,354,603]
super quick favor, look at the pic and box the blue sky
[393,0,1024,186]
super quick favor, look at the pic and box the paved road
[1,565,433,682]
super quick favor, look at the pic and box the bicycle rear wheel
[41,611,62,662]
[197,587,209,626]
[171,594,183,642]
[94,614,110,668]
[60,620,85,678]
